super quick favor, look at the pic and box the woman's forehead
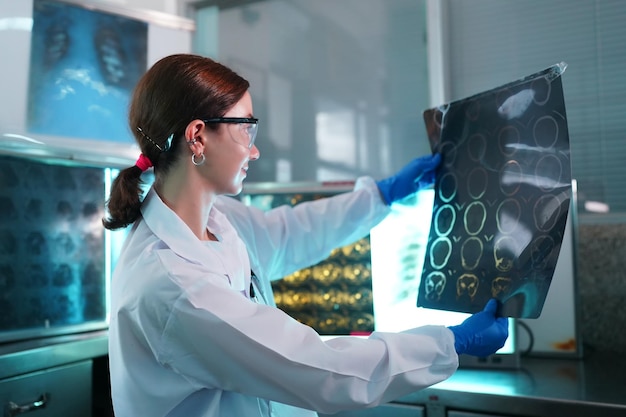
[224,91,253,117]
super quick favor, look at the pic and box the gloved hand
[448,299,509,357]
[376,153,442,205]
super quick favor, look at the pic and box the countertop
[398,351,626,417]
[0,330,108,380]
[1,331,625,417]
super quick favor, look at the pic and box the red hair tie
[135,154,153,172]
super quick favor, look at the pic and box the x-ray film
[27,0,147,144]
[418,63,571,318]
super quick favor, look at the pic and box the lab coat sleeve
[216,176,391,279]
[155,257,458,414]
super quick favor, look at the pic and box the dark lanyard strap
[249,269,263,302]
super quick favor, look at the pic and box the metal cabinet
[0,361,92,417]
[319,403,425,417]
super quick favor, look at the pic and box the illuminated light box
[370,190,517,368]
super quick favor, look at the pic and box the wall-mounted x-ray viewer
[0,0,193,168]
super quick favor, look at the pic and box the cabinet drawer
[320,403,425,417]
[449,411,515,417]
[0,361,92,417]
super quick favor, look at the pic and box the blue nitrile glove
[376,153,442,205]
[448,299,509,357]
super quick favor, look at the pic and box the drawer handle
[4,394,49,417]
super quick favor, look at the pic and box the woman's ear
[185,119,206,154]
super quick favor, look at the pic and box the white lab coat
[108,177,459,417]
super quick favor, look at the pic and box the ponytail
[102,165,145,230]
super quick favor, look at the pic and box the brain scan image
[418,63,571,318]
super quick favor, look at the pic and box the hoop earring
[192,153,205,166]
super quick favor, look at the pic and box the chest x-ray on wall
[0,0,192,167]
[28,0,147,144]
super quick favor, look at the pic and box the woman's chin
[223,182,244,196]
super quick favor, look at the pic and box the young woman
[103,54,507,417]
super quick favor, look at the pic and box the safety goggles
[203,117,259,149]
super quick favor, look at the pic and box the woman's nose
[249,144,260,161]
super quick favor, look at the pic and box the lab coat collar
[141,187,219,266]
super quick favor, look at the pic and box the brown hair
[102,54,250,230]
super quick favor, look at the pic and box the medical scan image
[418,63,571,318]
